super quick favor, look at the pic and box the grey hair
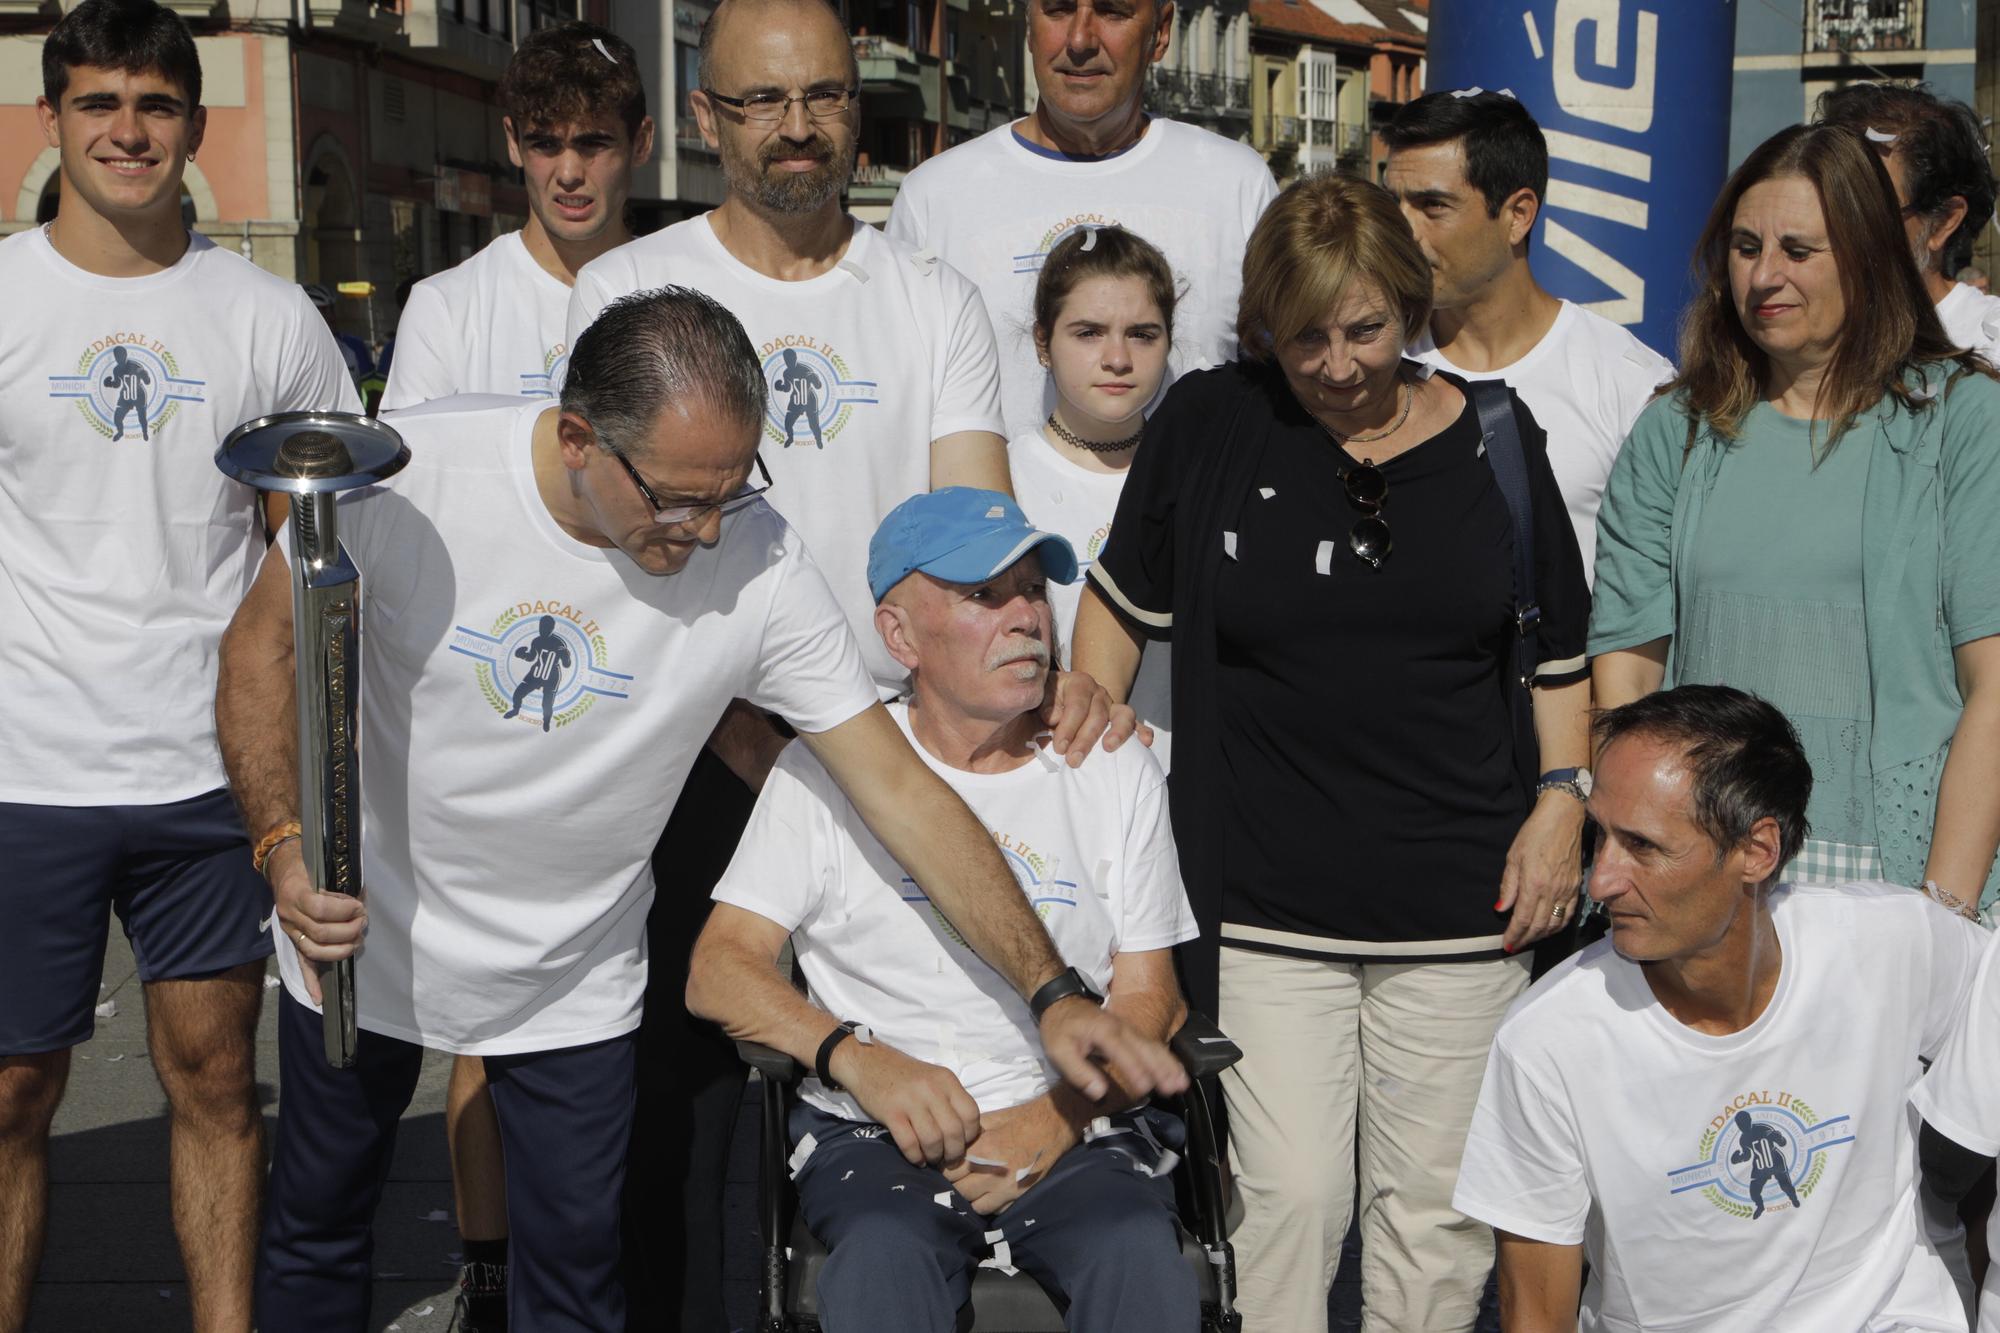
[561,286,767,458]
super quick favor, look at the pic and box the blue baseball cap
[867,487,1079,603]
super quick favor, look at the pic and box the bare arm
[1047,946,1186,1125]
[1590,639,1668,717]
[931,429,1012,496]
[1070,581,1145,704]
[800,705,1185,1101]
[1498,676,1593,952]
[1925,636,2000,917]
[1496,1231,1584,1333]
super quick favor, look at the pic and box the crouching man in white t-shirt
[216,292,1184,1333]
[689,487,1204,1331]
[1454,684,1987,1333]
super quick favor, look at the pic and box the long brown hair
[1672,122,1988,454]
[1031,225,1179,354]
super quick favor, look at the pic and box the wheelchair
[736,1013,1245,1332]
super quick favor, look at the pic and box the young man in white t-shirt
[565,2,1015,1320]
[216,288,1181,1333]
[1385,90,1674,581]
[0,5,358,1329]
[380,22,654,413]
[884,0,1276,440]
[1815,82,2000,364]
[1454,685,1986,1333]
[690,487,1202,1329]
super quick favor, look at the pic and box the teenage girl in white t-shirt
[1006,226,1177,763]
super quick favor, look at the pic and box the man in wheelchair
[688,487,1204,1331]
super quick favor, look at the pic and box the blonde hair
[1237,171,1433,359]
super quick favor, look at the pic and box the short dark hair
[562,287,768,461]
[1032,225,1178,351]
[43,0,202,108]
[1815,82,1996,276]
[1593,685,1813,876]
[498,21,647,138]
[1381,90,1548,217]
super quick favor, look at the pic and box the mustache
[987,640,1050,671]
[760,136,835,168]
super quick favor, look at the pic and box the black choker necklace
[1046,413,1144,453]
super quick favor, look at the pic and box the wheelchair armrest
[736,1040,803,1083]
[1170,1010,1241,1078]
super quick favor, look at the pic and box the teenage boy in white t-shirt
[885,0,1276,440]
[216,287,1181,1333]
[690,487,1202,1330]
[1815,83,2000,364]
[566,2,1017,1320]
[1385,90,1674,582]
[0,4,357,1329]
[380,22,654,413]
[1454,685,1986,1333]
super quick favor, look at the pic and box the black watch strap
[815,1020,859,1090]
[1029,966,1103,1023]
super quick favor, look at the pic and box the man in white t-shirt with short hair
[690,486,1202,1330]
[1912,929,2000,1333]
[381,21,653,413]
[885,0,1276,440]
[0,3,358,1328]
[218,287,1179,1333]
[1815,82,2000,363]
[1385,90,1674,580]
[1454,684,1984,1333]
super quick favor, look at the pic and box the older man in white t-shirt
[690,486,1202,1330]
[885,0,1276,440]
[1454,685,1985,1333]
[1385,91,1674,582]
[217,289,1181,1333]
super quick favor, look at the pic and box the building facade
[1245,0,1424,183]
[1145,0,1255,143]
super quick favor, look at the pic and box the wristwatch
[1029,966,1104,1023]
[1536,766,1593,803]
[815,1020,860,1090]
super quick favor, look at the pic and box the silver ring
[1550,903,1566,922]
[296,929,308,946]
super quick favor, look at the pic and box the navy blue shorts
[0,787,276,1056]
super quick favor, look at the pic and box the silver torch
[217,413,409,1068]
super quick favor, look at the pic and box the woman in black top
[1072,173,1591,1332]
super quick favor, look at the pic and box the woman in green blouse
[1592,122,2000,914]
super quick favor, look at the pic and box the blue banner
[1426,0,1735,362]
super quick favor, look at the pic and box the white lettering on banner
[1544,220,1644,324]
[1552,0,1659,133]
[1543,128,1652,182]
[1545,180,1649,229]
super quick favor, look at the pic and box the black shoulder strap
[1468,380,1541,777]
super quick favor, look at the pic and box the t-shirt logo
[1011,213,1122,276]
[520,343,569,399]
[760,337,878,449]
[1665,1092,1855,1220]
[901,830,1079,946]
[449,600,633,733]
[48,335,206,441]
[1084,521,1112,564]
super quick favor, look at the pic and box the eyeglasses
[611,449,775,527]
[702,87,857,123]
[1344,459,1391,568]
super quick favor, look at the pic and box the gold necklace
[1318,380,1411,445]
[1046,412,1145,453]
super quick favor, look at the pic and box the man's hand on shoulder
[831,1038,983,1167]
[1040,670,1140,767]
[942,1096,1078,1215]
[1038,994,1186,1103]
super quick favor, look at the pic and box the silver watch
[1536,766,1593,803]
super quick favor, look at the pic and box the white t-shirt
[569,217,1006,694]
[0,227,358,806]
[712,700,1198,1118]
[381,231,572,410]
[886,118,1278,439]
[1005,429,1171,768]
[1910,927,2000,1333]
[1454,881,1985,1333]
[1935,282,2000,364]
[272,395,878,1055]
[1410,300,1673,583]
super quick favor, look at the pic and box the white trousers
[1219,945,1531,1333]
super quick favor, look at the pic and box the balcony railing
[1267,114,1302,147]
[1807,0,1922,53]
[1148,68,1251,118]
